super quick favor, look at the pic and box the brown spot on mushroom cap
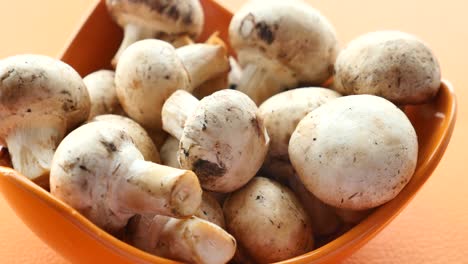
[193,159,227,179]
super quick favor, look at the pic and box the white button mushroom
[0,55,90,186]
[83,70,125,120]
[115,39,230,147]
[223,177,314,263]
[289,95,418,210]
[127,215,236,264]
[89,114,160,163]
[162,89,269,193]
[106,0,204,65]
[229,0,339,104]
[50,122,202,233]
[258,87,341,182]
[333,31,441,104]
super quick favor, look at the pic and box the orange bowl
[0,0,457,263]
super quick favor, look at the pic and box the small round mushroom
[333,31,441,104]
[115,39,230,147]
[195,192,225,228]
[229,0,339,104]
[289,95,418,210]
[162,89,269,193]
[106,0,204,66]
[83,70,125,120]
[160,136,181,168]
[50,122,202,233]
[258,88,341,182]
[89,114,160,163]
[127,215,236,264]
[223,177,314,263]
[0,55,90,186]
[288,174,341,236]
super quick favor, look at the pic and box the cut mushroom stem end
[117,160,202,217]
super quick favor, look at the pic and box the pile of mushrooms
[0,0,443,263]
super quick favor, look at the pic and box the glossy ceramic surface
[0,0,457,263]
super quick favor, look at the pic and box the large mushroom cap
[289,95,418,210]
[106,0,204,39]
[0,54,90,138]
[229,0,339,84]
[333,31,441,104]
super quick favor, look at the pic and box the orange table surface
[0,0,467,263]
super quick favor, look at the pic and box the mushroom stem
[6,118,65,186]
[236,54,298,105]
[129,215,236,264]
[162,90,199,140]
[177,44,230,90]
[112,23,154,67]
[117,159,202,217]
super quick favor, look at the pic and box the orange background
[0,0,467,263]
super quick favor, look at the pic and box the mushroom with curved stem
[83,70,125,120]
[50,122,202,234]
[289,95,418,210]
[229,0,339,104]
[127,215,236,264]
[0,55,90,187]
[115,39,230,148]
[258,87,341,183]
[89,114,160,163]
[162,89,269,193]
[105,0,204,66]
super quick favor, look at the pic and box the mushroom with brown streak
[258,87,341,183]
[83,70,125,120]
[127,215,236,264]
[115,39,229,147]
[89,114,160,163]
[0,55,90,187]
[50,122,202,234]
[223,177,314,263]
[333,31,441,104]
[289,95,418,210]
[106,0,204,66]
[162,89,269,193]
[229,0,339,104]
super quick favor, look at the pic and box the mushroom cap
[106,0,204,39]
[333,31,441,104]
[83,70,125,119]
[229,0,339,84]
[115,39,190,133]
[0,54,90,143]
[258,87,341,180]
[90,114,160,163]
[223,177,314,263]
[179,89,269,193]
[289,95,418,210]
[50,121,143,232]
